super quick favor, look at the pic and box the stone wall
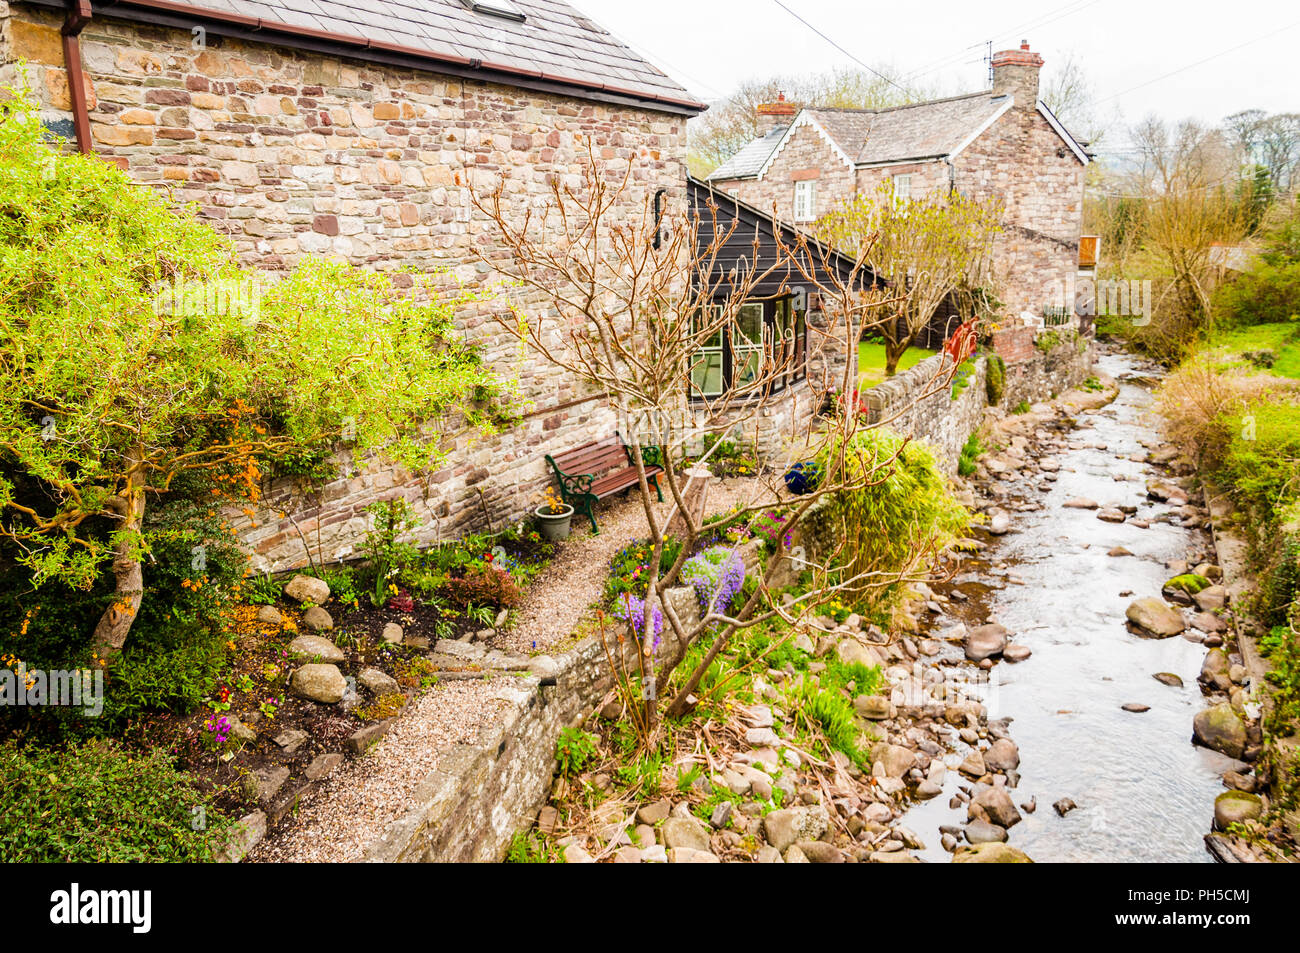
[953,105,1083,318]
[361,632,630,862]
[0,2,691,570]
[862,353,989,473]
[999,330,1096,409]
[710,116,855,222]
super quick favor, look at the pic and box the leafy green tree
[818,184,1002,376]
[0,90,509,663]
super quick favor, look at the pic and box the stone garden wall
[360,636,613,862]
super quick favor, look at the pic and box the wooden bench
[545,431,664,534]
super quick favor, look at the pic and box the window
[460,0,526,22]
[793,180,816,222]
[892,173,912,203]
[689,297,808,399]
[689,306,724,397]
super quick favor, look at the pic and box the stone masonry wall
[361,633,628,862]
[0,2,689,570]
[862,353,989,473]
[953,105,1083,318]
[710,117,855,222]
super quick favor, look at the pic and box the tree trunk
[90,466,146,667]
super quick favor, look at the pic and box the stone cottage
[0,0,703,568]
[707,42,1090,323]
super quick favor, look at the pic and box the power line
[902,0,1103,84]
[771,0,913,96]
[1099,19,1300,105]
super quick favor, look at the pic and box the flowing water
[901,350,1236,863]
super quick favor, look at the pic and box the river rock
[952,842,1033,863]
[1053,797,1078,817]
[284,573,330,605]
[1003,644,1032,662]
[1193,704,1247,759]
[1154,672,1184,688]
[1097,508,1127,523]
[984,738,1020,772]
[877,744,917,778]
[358,667,399,695]
[988,511,1011,535]
[1194,585,1227,612]
[291,663,346,703]
[661,816,711,852]
[964,819,1008,844]
[1126,598,1185,637]
[288,634,345,663]
[1121,703,1151,713]
[302,606,334,632]
[1063,498,1099,509]
[854,694,891,720]
[916,779,943,799]
[1213,790,1263,829]
[958,750,986,778]
[1199,648,1232,692]
[971,786,1022,827]
[1108,546,1134,557]
[795,840,845,863]
[256,605,282,625]
[762,805,829,853]
[965,623,1008,662]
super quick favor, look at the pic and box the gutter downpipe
[60,0,94,154]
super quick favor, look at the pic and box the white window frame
[731,302,765,389]
[793,180,816,222]
[892,173,912,203]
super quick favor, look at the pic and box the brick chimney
[991,40,1044,106]
[756,92,797,135]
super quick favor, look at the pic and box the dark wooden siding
[688,177,874,300]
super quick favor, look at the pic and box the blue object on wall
[783,462,821,495]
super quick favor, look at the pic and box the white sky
[574,0,1300,153]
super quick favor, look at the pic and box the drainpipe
[60,0,94,154]
[944,156,957,197]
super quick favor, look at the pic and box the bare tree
[470,145,966,738]
[687,66,938,178]
[1041,51,1112,148]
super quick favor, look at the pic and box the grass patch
[858,340,936,389]
[1206,321,1300,380]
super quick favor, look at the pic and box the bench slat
[553,445,626,473]
[591,464,663,498]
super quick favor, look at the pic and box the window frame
[688,296,808,401]
[793,180,816,222]
[892,173,912,203]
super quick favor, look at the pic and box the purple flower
[613,593,663,645]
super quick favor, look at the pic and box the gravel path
[249,678,513,863]
[252,475,773,862]
[493,476,771,655]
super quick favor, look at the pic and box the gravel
[493,475,770,655]
[249,678,513,863]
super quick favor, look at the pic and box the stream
[901,350,1237,863]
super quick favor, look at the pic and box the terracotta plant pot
[535,504,574,541]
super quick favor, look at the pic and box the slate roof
[709,91,1019,180]
[77,0,702,112]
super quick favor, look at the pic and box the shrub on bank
[0,740,230,862]
[818,429,970,609]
